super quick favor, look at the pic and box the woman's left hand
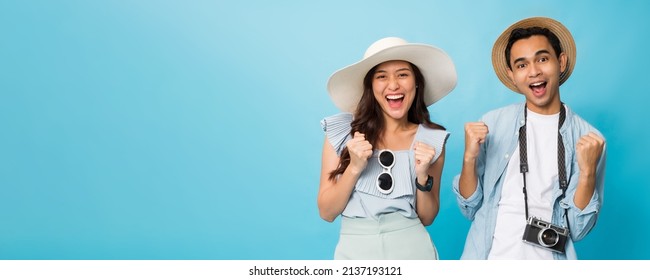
[413,141,436,181]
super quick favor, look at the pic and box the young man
[454,17,606,260]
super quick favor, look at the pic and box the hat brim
[492,17,576,94]
[327,43,457,113]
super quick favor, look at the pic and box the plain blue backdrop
[1,0,648,259]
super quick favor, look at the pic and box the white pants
[334,213,438,260]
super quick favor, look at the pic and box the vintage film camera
[522,216,569,254]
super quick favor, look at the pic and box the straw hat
[327,37,457,113]
[492,17,576,93]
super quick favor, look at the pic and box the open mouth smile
[386,94,405,108]
[529,81,547,97]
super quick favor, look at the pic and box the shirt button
[520,120,525,125]
[504,154,509,159]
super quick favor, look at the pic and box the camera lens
[538,228,559,247]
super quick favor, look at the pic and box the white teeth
[386,94,404,100]
[531,82,544,87]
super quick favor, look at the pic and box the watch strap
[415,175,433,192]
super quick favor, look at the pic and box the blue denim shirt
[453,103,606,260]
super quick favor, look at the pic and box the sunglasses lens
[377,173,393,191]
[379,151,394,167]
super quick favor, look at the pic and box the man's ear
[559,52,567,74]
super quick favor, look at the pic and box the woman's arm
[317,133,372,222]
[415,146,445,226]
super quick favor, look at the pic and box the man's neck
[526,98,562,115]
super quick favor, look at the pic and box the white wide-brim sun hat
[327,37,457,113]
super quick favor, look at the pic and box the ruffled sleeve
[320,113,353,156]
[414,126,449,164]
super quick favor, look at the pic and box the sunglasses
[376,149,395,194]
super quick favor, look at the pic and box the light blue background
[1,0,648,260]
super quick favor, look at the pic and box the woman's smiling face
[372,60,417,120]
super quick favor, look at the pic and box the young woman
[318,37,457,259]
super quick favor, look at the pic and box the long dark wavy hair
[328,62,445,181]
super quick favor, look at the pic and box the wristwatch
[415,175,433,192]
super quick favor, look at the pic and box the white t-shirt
[488,109,559,260]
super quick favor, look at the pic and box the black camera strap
[518,103,570,231]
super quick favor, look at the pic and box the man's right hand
[464,122,489,161]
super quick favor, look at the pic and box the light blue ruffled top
[321,113,449,220]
